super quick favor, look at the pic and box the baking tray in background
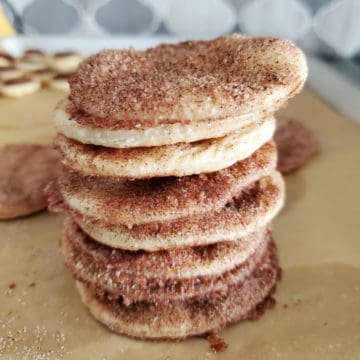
[0,37,360,360]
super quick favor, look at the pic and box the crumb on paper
[207,332,228,353]
[294,298,302,306]
[0,315,68,359]
[28,282,36,288]
[8,282,16,290]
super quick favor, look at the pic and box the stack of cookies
[48,35,307,339]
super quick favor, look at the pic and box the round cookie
[57,141,277,226]
[55,117,275,178]
[75,239,279,339]
[49,73,72,92]
[63,218,268,280]
[275,115,319,174]
[68,34,307,125]
[0,66,24,81]
[55,99,268,148]
[0,144,60,220]
[48,172,285,250]
[31,68,56,84]
[0,53,13,67]
[62,219,269,304]
[23,49,46,63]
[1,77,41,98]
[47,51,83,73]
[16,57,45,72]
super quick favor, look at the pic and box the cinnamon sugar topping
[49,34,302,342]
[207,332,228,353]
[69,35,307,124]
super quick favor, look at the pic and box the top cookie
[68,34,307,126]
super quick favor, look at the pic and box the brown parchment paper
[0,89,359,360]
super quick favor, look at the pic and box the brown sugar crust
[58,141,277,226]
[68,34,307,126]
[64,99,270,131]
[0,144,60,219]
[80,238,270,305]
[275,115,320,174]
[48,172,284,250]
[62,219,267,279]
[75,239,280,339]
[62,219,270,304]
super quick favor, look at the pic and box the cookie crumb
[28,282,36,288]
[207,332,228,353]
[8,282,16,290]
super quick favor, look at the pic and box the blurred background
[0,0,359,120]
[0,0,359,58]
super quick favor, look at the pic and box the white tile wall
[3,0,360,58]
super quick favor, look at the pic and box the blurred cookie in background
[16,56,46,72]
[0,49,83,97]
[47,51,84,73]
[31,67,56,84]
[0,65,24,81]
[49,72,73,93]
[275,115,320,174]
[0,144,60,220]
[1,76,40,97]
[0,52,14,67]
[23,49,46,63]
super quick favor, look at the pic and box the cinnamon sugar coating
[58,141,276,226]
[48,172,284,250]
[69,34,307,124]
[62,219,270,304]
[54,117,275,177]
[47,34,302,342]
[75,239,280,339]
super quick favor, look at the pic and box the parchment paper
[0,89,359,359]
